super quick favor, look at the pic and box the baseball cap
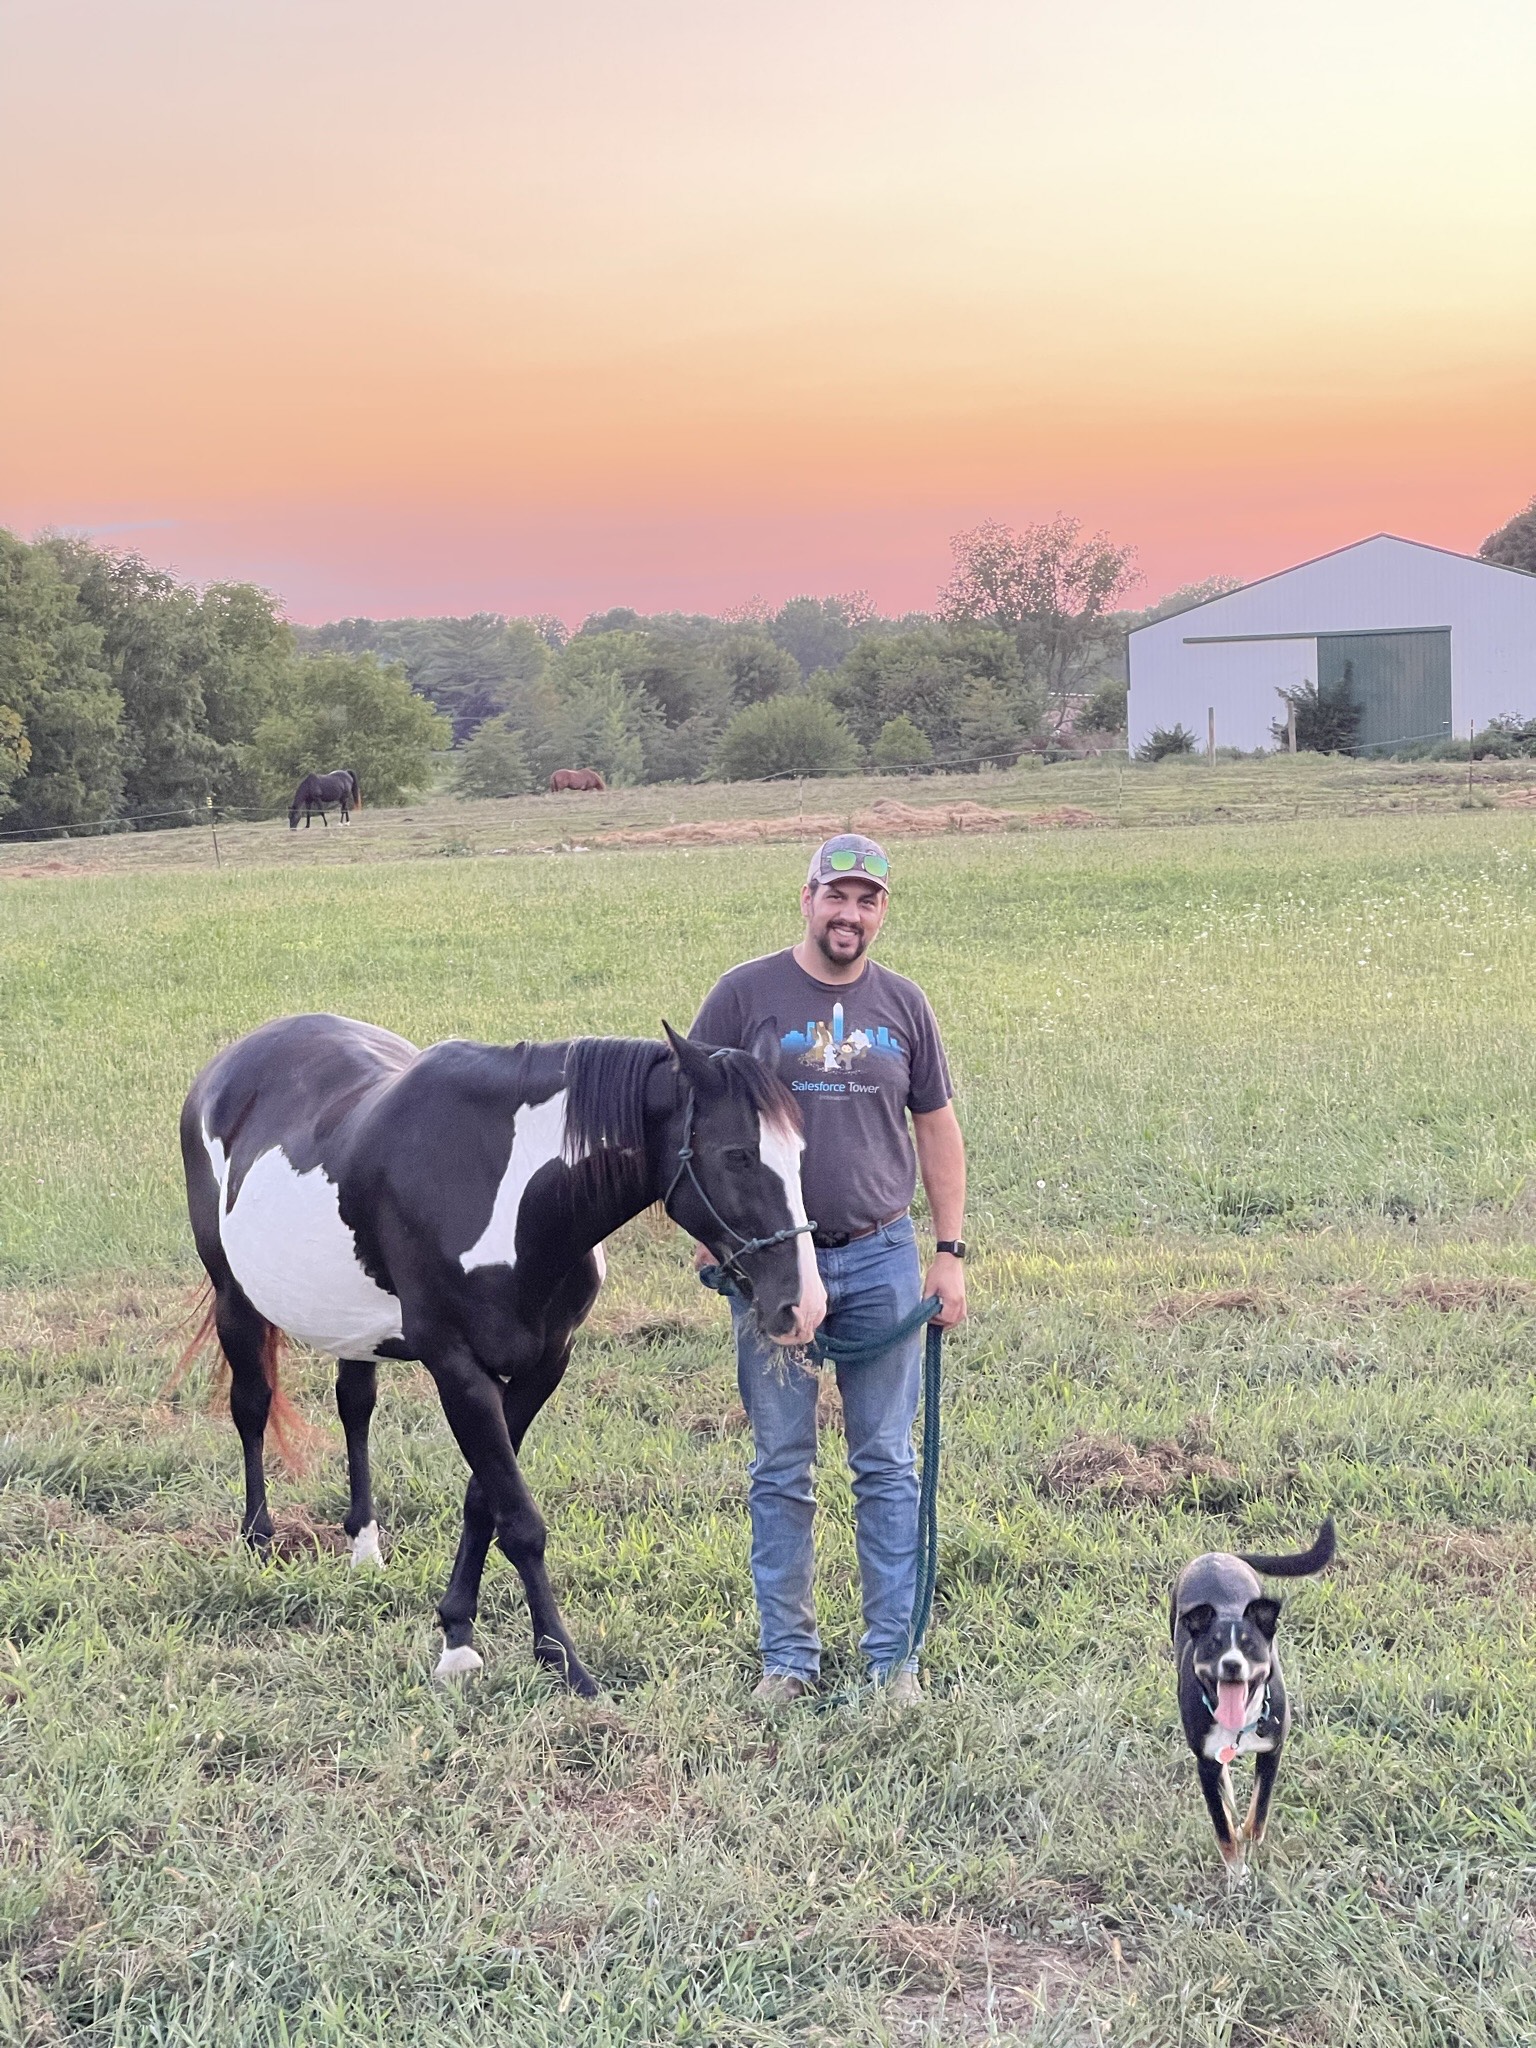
[806,833,891,892]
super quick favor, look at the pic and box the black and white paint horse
[288,769,361,829]
[180,1014,823,1692]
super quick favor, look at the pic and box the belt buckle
[812,1229,850,1250]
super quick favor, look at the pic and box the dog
[1169,1518,1335,1870]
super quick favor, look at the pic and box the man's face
[801,876,888,967]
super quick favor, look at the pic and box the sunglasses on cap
[823,847,889,878]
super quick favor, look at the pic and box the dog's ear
[1179,1603,1216,1640]
[1245,1595,1282,1640]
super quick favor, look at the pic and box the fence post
[1288,700,1297,755]
[1207,706,1216,763]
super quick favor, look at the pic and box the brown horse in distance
[548,768,606,793]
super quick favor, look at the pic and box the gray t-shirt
[690,948,952,1237]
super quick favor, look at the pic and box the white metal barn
[1126,536,1536,757]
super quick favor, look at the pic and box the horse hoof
[349,1522,383,1569]
[433,1644,484,1683]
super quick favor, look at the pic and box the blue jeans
[732,1215,923,1681]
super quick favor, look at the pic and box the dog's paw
[1217,1838,1248,1877]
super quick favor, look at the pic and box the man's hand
[924,1249,967,1329]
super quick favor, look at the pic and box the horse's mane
[561,1035,800,1198]
[562,1037,667,1178]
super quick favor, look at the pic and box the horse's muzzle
[763,1273,827,1348]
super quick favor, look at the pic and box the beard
[812,918,869,967]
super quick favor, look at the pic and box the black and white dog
[1169,1518,1335,1870]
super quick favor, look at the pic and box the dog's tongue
[1215,1680,1250,1732]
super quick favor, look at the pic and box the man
[690,834,967,1707]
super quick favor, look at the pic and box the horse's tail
[348,770,361,810]
[161,1280,316,1471]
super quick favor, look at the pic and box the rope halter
[661,1077,816,1293]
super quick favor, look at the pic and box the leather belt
[811,1210,909,1251]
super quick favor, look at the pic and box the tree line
[0,531,448,833]
[18,491,1522,832]
[308,518,1169,797]
[0,514,1229,830]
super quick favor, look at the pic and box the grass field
[3,783,1536,2043]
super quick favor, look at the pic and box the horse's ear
[746,1021,781,1069]
[662,1022,726,1094]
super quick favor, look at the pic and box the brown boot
[752,1671,813,1708]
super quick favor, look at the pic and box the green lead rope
[699,1264,945,1679]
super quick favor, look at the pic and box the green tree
[452,714,532,798]
[195,581,297,808]
[715,633,801,705]
[1479,496,1536,575]
[253,653,449,807]
[44,540,221,820]
[871,713,933,771]
[1078,677,1128,732]
[938,515,1139,733]
[0,703,30,819]
[832,624,1034,761]
[767,594,874,677]
[957,678,1028,766]
[0,531,122,832]
[715,695,861,781]
[297,614,555,742]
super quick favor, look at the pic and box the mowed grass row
[2,816,1536,2044]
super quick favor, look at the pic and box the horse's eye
[723,1146,757,1167]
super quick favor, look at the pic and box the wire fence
[0,740,1069,847]
[2,729,1524,852]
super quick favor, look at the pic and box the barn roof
[1128,534,1536,637]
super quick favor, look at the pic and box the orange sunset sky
[3,0,1533,622]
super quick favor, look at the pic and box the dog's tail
[1239,1516,1335,1578]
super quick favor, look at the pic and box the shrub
[1476,714,1536,758]
[1078,677,1128,733]
[1135,723,1197,762]
[715,695,861,781]
[452,714,531,799]
[1272,667,1362,754]
[872,714,933,772]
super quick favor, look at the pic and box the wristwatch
[934,1239,968,1259]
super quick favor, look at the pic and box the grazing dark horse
[548,767,606,793]
[289,769,361,829]
[179,1015,822,1692]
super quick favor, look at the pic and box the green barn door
[1316,630,1452,752]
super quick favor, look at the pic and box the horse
[548,768,606,793]
[178,1015,823,1693]
[289,769,361,829]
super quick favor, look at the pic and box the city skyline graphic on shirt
[780,1002,906,1075]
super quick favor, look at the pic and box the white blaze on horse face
[459,1090,569,1274]
[758,1115,826,1342]
[203,1126,404,1360]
